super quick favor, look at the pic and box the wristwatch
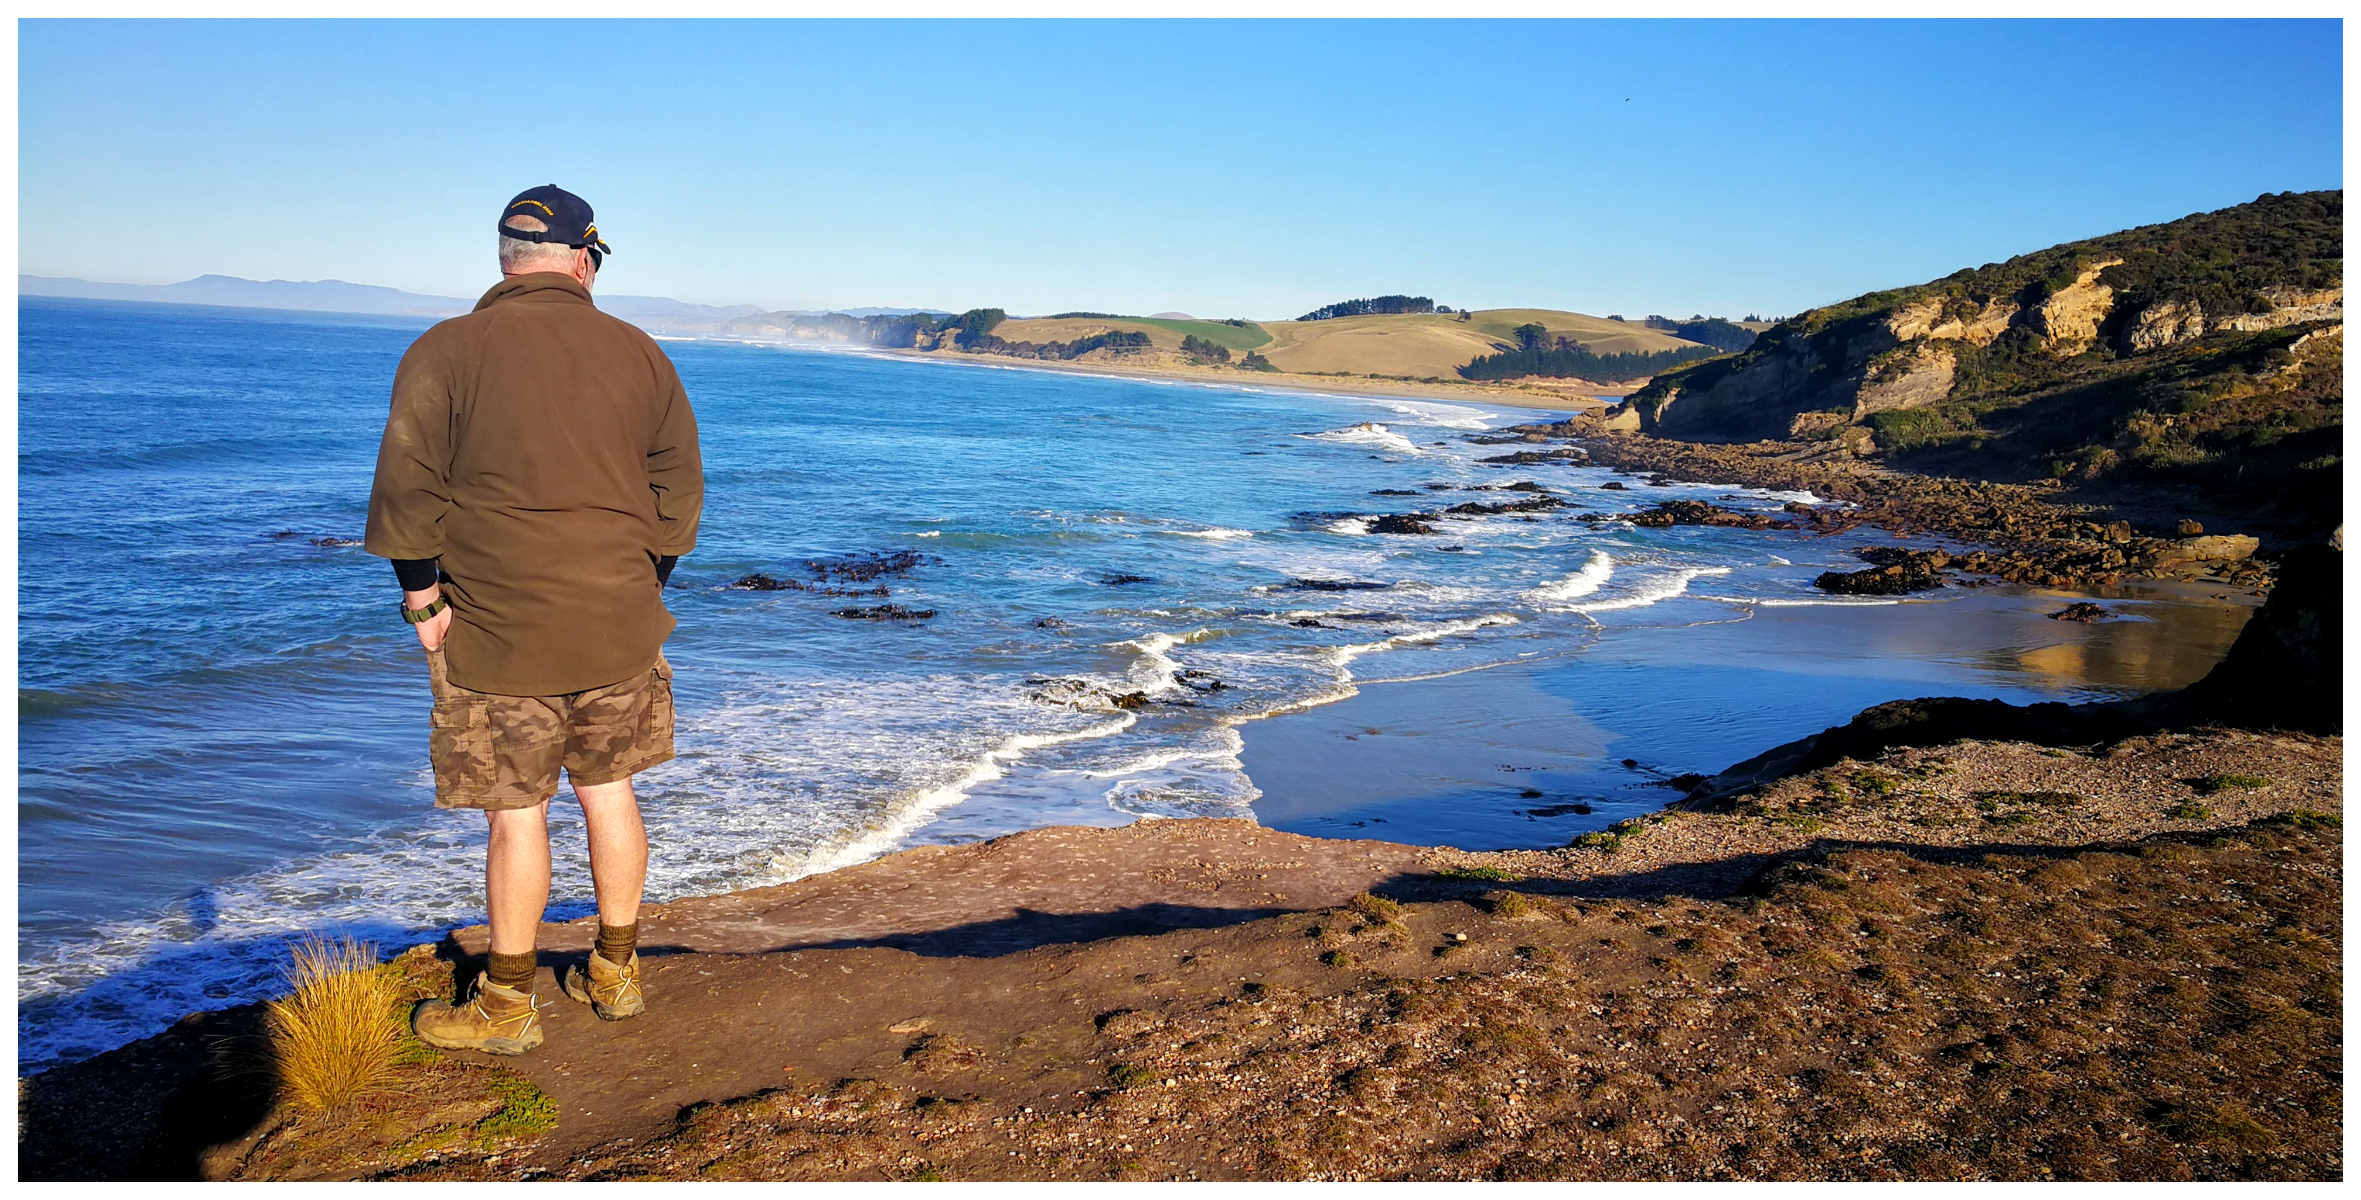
[400,596,448,624]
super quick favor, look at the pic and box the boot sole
[415,1026,543,1056]
[563,970,645,1020]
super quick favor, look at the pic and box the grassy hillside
[1467,310,1698,356]
[1257,309,1704,378]
[989,315,1272,353]
[1119,316,1272,351]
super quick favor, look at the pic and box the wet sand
[1241,579,2260,850]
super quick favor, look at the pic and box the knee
[485,802,551,843]
[574,778,639,815]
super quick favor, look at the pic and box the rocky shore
[1482,423,2281,594]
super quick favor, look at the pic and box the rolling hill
[941,308,1710,381]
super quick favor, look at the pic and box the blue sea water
[16,295,2251,1069]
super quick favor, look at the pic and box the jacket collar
[475,272,594,312]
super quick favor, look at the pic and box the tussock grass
[264,936,402,1113]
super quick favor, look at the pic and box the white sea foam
[1568,566,1733,614]
[1325,517,1373,536]
[1528,550,1615,605]
[1301,422,1421,455]
[1360,398,1498,429]
[1325,613,1523,671]
[915,530,942,538]
[1119,630,1195,694]
[1745,595,1904,607]
[761,712,1141,883]
[1162,527,1254,540]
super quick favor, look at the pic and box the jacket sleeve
[363,340,455,562]
[645,353,704,557]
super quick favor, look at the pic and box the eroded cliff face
[2215,286,2344,333]
[2026,259,2124,355]
[2119,286,2345,353]
[1888,295,2017,345]
[1853,343,1957,417]
[2121,298,2209,352]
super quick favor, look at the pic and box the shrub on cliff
[1460,342,1718,383]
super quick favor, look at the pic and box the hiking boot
[413,978,544,1055]
[562,950,646,1021]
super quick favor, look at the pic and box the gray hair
[498,214,580,273]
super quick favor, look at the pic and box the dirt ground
[26,728,2337,1182]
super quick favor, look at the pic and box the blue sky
[19,19,2343,320]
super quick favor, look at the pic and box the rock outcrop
[1852,343,1957,417]
[2025,259,2123,355]
[2120,297,2209,352]
[2214,286,2344,333]
[1812,547,1951,595]
[2170,539,2341,734]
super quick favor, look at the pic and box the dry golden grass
[1252,309,1704,379]
[264,936,403,1113]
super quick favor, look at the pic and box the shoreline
[1238,575,2261,849]
[27,725,2339,1181]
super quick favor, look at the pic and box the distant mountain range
[17,274,946,336]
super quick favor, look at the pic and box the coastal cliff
[1619,191,2341,530]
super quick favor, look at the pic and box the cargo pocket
[644,655,677,759]
[429,694,498,805]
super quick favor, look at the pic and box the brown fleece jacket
[365,273,703,696]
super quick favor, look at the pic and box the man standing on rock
[366,185,703,1054]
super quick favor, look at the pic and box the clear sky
[18,18,2344,320]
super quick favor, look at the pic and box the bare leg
[485,801,553,956]
[574,776,648,928]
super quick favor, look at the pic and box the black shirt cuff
[656,555,679,586]
[391,557,440,592]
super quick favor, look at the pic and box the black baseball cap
[497,185,612,268]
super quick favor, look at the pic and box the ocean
[16,295,2255,1070]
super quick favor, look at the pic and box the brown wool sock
[595,922,638,966]
[487,950,537,993]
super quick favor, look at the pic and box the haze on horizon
[19,18,2342,322]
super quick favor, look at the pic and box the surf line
[762,711,1142,884]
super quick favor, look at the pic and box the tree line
[1642,315,1757,353]
[1296,295,1439,321]
[964,328,1153,361]
[1460,324,1720,382]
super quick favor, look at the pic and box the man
[366,185,703,1055]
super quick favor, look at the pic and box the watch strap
[401,596,448,625]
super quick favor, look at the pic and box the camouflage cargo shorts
[425,648,675,810]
